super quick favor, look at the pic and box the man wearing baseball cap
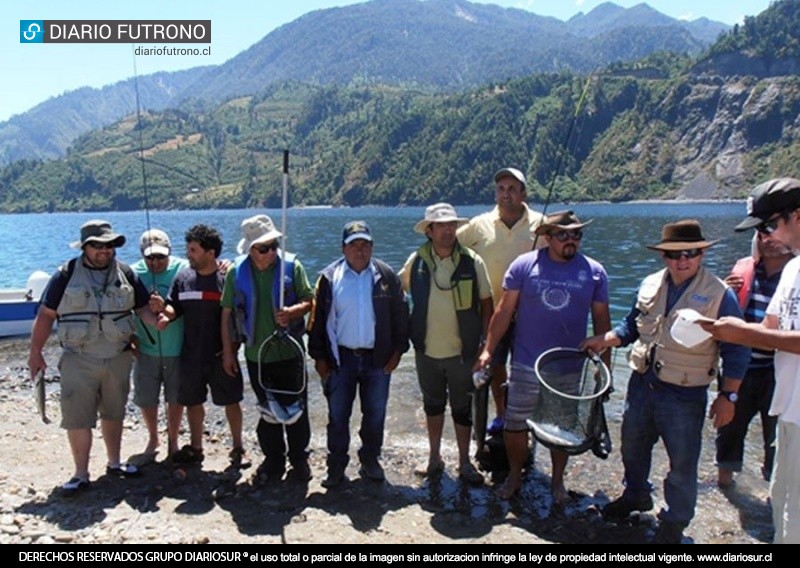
[308,221,409,488]
[701,177,800,543]
[458,168,544,438]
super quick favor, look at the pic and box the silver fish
[471,376,489,459]
[34,369,51,424]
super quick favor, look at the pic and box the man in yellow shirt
[457,168,544,432]
[400,203,494,484]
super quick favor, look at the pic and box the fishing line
[132,47,160,350]
[532,72,596,250]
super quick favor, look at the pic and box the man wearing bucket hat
[399,203,494,484]
[458,167,545,435]
[700,177,800,544]
[308,221,409,488]
[28,220,169,493]
[221,215,314,485]
[476,210,611,502]
[130,229,189,462]
[582,219,750,544]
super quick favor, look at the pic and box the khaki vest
[628,267,725,387]
[56,258,136,358]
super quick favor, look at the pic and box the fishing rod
[532,72,596,250]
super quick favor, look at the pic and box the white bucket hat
[413,203,468,234]
[237,215,282,254]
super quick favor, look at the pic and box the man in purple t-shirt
[476,211,611,502]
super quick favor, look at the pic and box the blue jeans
[324,348,391,471]
[620,371,707,526]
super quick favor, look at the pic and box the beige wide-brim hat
[70,219,126,249]
[414,203,468,234]
[646,219,718,251]
[236,214,282,254]
[533,210,592,236]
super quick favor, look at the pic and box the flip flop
[106,463,141,477]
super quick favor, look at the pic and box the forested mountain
[0,0,725,166]
[1,1,797,213]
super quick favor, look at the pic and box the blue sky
[1,0,773,122]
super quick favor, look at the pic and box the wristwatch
[719,391,739,403]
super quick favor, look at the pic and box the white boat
[0,271,49,338]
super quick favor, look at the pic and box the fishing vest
[730,256,756,310]
[56,258,137,358]
[409,241,481,360]
[628,267,725,387]
[233,252,302,346]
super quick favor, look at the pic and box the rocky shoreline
[0,336,773,545]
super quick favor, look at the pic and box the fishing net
[526,347,611,456]
[255,331,307,425]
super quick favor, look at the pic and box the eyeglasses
[550,229,582,242]
[86,242,114,250]
[253,242,278,254]
[756,212,788,235]
[663,248,703,260]
[145,254,167,261]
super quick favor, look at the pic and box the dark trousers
[716,366,777,480]
[247,357,310,475]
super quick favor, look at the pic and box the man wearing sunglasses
[582,219,750,544]
[477,210,610,503]
[701,177,800,544]
[221,215,314,485]
[28,220,169,493]
[130,229,189,463]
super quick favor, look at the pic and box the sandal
[62,476,90,492]
[171,444,204,464]
[106,463,141,477]
[414,458,445,478]
[228,446,251,470]
[458,462,484,485]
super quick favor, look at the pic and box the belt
[339,346,374,357]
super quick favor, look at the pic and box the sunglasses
[756,212,788,235]
[253,242,279,254]
[86,242,114,250]
[663,248,703,260]
[550,229,582,242]
[145,254,167,261]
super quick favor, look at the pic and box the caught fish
[471,369,490,459]
[34,369,51,424]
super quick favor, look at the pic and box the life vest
[409,241,481,360]
[730,256,756,310]
[233,251,302,346]
[56,257,136,358]
[628,267,725,387]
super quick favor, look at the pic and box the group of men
[27,172,799,544]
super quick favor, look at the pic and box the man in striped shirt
[716,231,794,488]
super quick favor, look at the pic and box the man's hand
[222,349,239,377]
[709,395,735,429]
[148,292,165,313]
[579,331,618,357]
[384,351,401,374]
[699,317,750,343]
[724,274,745,292]
[315,359,331,382]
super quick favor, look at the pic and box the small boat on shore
[0,271,49,338]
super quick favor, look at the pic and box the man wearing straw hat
[477,210,610,503]
[458,167,544,434]
[582,219,750,544]
[700,177,800,544]
[400,203,494,484]
[221,215,314,485]
[28,220,169,493]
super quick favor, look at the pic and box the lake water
[0,201,753,325]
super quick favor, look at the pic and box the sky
[1,0,775,122]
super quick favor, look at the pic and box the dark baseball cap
[342,220,372,245]
[735,177,800,232]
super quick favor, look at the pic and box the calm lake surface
[0,202,753,324]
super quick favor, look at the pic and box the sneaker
[458,462,484,485]
[652,521,684,544]
[62,476,90,492]
[602,495,654,519]
[171,444,204,464]
[229,447,251,470]
[253,462,284,487]
[359,460,385,482]
[106,463,140,478]
[287,461,312,483]
[487,416,505,435]
[321,468,347,488]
